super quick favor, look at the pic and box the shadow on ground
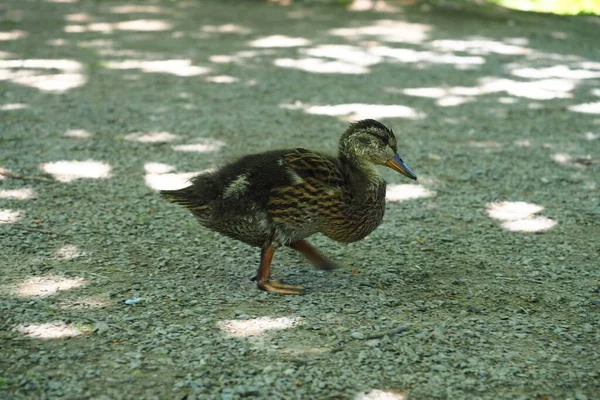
[0,0,599,398]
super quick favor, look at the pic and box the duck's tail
[160,186,198,208]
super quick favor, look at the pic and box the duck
[160,119,417,295]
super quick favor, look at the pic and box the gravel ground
[1,0,599,399]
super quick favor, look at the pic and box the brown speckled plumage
[161,119,416,294]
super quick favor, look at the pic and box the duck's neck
[339,154,386,203]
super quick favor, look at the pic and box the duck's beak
[385,153,417,181]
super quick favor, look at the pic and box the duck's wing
[267,148,348,225]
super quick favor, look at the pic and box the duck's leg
[253,241,305,295]
[289,240,339,270]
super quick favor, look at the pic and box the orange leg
[253,242,305,295]
[289,240,339,270]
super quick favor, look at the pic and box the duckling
[161,119,417,295]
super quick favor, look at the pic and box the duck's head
[339,119,417,181]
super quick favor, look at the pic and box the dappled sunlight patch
[0,209,23,224]
[205,75,239,83]
[293,45,485,73]
[144,162,176,175]
[217,316,302,338]
[481,78,574,100]
[210,50,275,64]
[511,65,600,80]
[117,19,171,31]
[145,164,212,191]
[436,96,473,107]
[146,172,202,191]
[104,59,209,77]
[355,389,406,400]
[202,24,251,34]
[0,58,81,71]
[125,131,179,143]
[172,138,226,153]
[281,101,425,121]
[54,244,85,260]
[397,86,482,98]
[568,102,600,114]
[41,160,111,182]
[0,58,86,93]
[278,57,371,74]
[249,35,310,48]
[348,0,399,12]
[397,87,446,98]
[9,73,86,92]
[209,55,235,64]
[0,30,27,41]
[580,61,600,70]
[501,217,557,233]
[330,20,431,44]
[275,57,370,74]
[64,128,92,138]
[64,25,87,33]
[400,78,576,102]
[487,201,556,233]
[15,276,89,298]
[15,322,86,339]
[431,38,531,55]
[110,5,165,14]
[487,201,542,221]
[1,103,29,111]
[0,188,35,200]
[65,20,172,33]
[371,46,485,66]
[65,13,91,22]
[386,184,435,202]
[303,45,382,67]
[584,132,599,141]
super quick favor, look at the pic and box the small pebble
[351,331,364,340]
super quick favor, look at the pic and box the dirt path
[1,1,598,398]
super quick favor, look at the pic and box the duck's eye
[380,135,389,145]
